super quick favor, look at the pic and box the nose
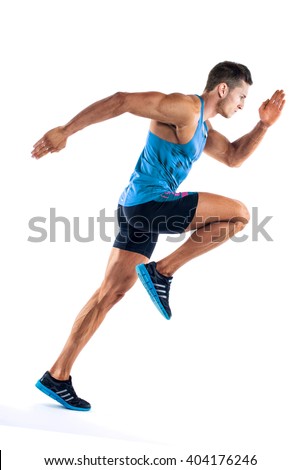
[238,98,245,111]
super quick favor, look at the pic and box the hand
[31,126,68,159]
[259,90,285,127]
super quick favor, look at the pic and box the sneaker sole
[136,264,171,320]
[35,380,91,412]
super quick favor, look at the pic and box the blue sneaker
[35,371,91,411]
[136,261,173,320]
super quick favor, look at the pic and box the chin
[218,109,228,119]
[218,106,232,119]
[227,110,236,119]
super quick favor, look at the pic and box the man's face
[218,81,250,118]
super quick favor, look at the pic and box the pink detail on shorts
[160,191,189,199]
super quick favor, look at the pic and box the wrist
[259,120,270,130]
[62,122,77,137]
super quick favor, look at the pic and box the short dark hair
[204,61,253,91]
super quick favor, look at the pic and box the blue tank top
[119,96,208,206]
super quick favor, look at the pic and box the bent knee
[96,285,126,308]
[98,273,137,303]
[233,220,246,234]
[232,199,250,225]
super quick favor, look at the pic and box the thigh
[113,205,159,258]
[185,192,250,231]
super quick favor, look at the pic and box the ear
[217,83,229,98]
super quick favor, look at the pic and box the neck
[200,91,219,121]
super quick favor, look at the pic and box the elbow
[113,91,128,114]
[227,149,243,168]
[228,159,242,168]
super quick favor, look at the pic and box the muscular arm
[204,120,269,167]
[64,91,195,135]
[31,92,196,159]
[204,90,285,167]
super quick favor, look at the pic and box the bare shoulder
[159,92,201,127]
[163,92,201,110]
[203,120,215,142]
[204,120,219,144]
[205,119,213,130]
[125,91,200,128]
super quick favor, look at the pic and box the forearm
[63,92,127,137]
[230,120,269,167]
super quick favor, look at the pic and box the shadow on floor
[0,403,163,446]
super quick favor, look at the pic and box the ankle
[49,369,70,381]
[156,261,174,278]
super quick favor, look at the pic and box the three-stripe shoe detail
[153,282,170,300]
[136,262,173,320]
[56,389,74,402]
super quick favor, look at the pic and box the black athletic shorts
[113,192,199,258]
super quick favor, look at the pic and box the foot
[35,371,91,411]
[136,261,173,319]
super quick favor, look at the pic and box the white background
[0,0,300,468]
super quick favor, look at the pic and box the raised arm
[31,92,196,159]
[204,90,285,167]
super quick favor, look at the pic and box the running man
[32,61,285,411]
